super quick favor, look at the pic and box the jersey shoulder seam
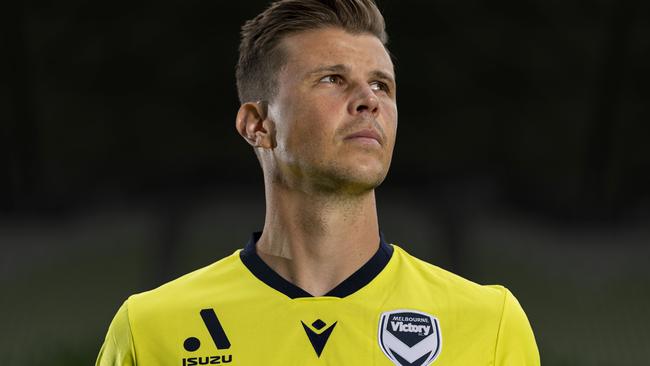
[492,286,510,364]
[123,299,138,365]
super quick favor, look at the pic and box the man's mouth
[344,129,382,146]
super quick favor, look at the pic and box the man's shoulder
[389,244,509,311]
[386,245,539,364]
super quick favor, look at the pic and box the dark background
[1,0,649,365]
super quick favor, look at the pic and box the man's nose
[348,83,379,116]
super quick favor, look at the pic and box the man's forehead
[280,27,394,77]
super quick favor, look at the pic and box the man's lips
[344,129,382,145]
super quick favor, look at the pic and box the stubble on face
[263,27,398,198]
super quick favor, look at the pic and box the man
[97,0,540,365]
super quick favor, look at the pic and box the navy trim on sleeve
[239,231,393,299]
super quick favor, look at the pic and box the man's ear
[235,101,275,149]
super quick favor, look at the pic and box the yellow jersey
[97,233,539,365]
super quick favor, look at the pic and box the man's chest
[131,298,495,366]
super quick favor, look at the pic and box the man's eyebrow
[369,70,396,85]
[306,64,349,76]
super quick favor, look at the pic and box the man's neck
[255,184,380,297]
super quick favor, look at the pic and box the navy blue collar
[240,232,393,299]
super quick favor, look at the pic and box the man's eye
[319,75,342,84]
[370,81,389,92]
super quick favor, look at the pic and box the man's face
[265,27,397,194]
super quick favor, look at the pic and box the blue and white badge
[378,309,442,366]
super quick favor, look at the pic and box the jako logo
[182,309,233,365]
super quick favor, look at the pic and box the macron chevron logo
[301,319,337,357]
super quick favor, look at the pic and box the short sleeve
[96,301,137,366]
[494,288,540,366]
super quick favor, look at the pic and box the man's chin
[314,170,387,196]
